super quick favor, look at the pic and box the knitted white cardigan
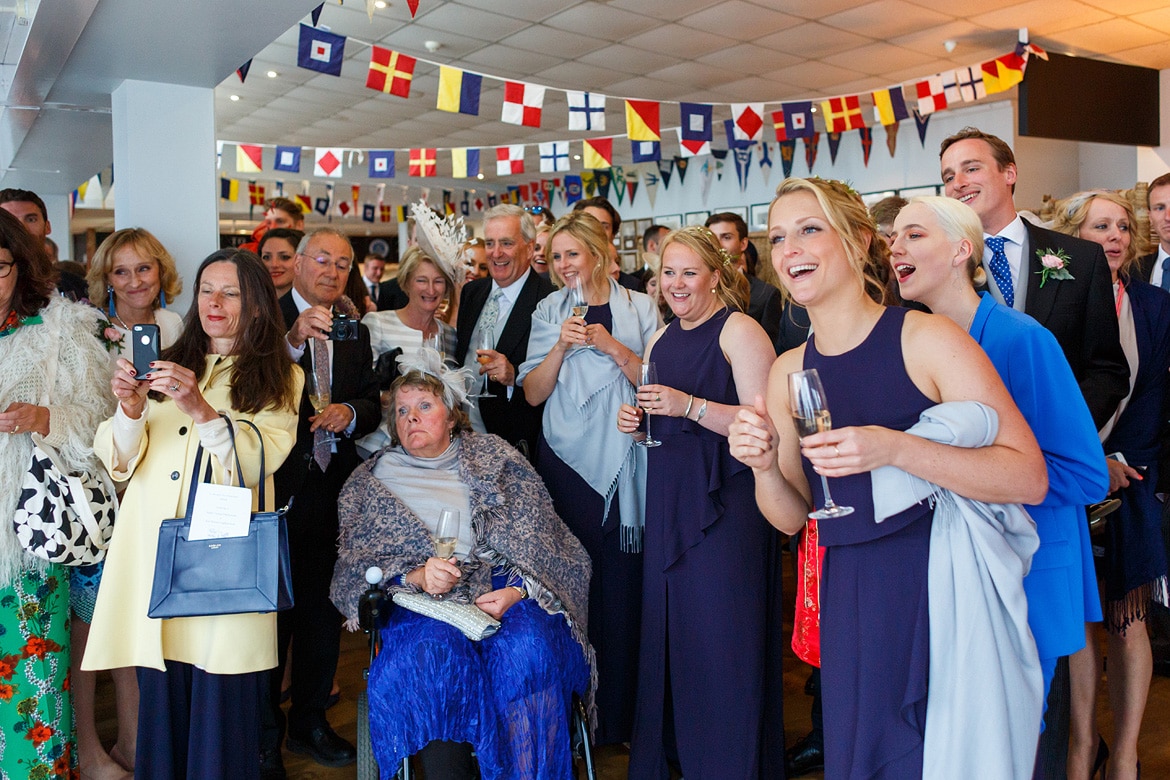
[0,296,113,584]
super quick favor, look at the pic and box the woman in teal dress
[0,208,112,778]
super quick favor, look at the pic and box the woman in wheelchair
[331,348,595,779]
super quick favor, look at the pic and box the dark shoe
[324,690,341,710]
[785,732,824,777]
[286,725,357,768]
[260,747,287,780]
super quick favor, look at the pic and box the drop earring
[158,289,166,309]
[106,286,116,318]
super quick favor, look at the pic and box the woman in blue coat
[890,196,1109,717]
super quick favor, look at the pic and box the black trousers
[265,464,346,747]
[137,662,266,780]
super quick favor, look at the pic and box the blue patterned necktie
[985,236,1014,309]
[1160,257,1170,291]
[311,339,332,471]
[479,289,502,345]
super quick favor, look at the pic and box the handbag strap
[233,419,268,509]
[180,413,247,519]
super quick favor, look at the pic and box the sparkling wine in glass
[570,279,594,349]
[424,331,445,363]
[306,363,337,444]
[434,508,459,560]
[789,368,854,519]
[638,362,662,448]
[473,328,497,399]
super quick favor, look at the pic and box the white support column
[42,194,71,261]
[111,79,218,312]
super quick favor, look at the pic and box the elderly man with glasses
[262,228,380,777]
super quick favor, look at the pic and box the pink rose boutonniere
[1036,247,1074,288]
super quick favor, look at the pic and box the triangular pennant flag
[803,133,820,173]
[369,150,395,179]
[641,166,658,208]
[675,127,710,157]
[859,127,874,167]
[886,122,899,157]
[711,149,726,180]
[539,142,569,173]
[274,146,301,173]
[367,46,416,97]
[236,144,263,173]
[582,137,613,169]
[297,24,345,77]
[700,158,715,204]
[236,59,252,83]
[501,82,544,127]
[913,109,931,147]
[627,179,638,207]
[406,0,419,17]
[612,167,626,206]
[631,140,661,163]
[779,140,796,178]
[437,66,482,115]
[596,169,612,200]
[732,147,753,192]
[657,159,673,189]
[314,148,343,178]
[310,3,324,25]
[827,132,842,165]
[567,91,606,131]
[451,148,480,179]
[674,157,689,185]
[723,119,753,150]
[680,102,713,141]
[580,170,596,197]
[625,100,660,142]
[564,174,583,206]
[759,142,773,186]
[731,103,765,142]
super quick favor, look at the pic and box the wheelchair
[355,567,597,780]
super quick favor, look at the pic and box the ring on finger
[655,393,661,402]
[12,425,19,434]
[834,445,841,457]
[170,384,180,392]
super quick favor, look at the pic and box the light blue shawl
[517,279,660,551]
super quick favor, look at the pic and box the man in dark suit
[263,228,380,776]
[1135,172,1170,288]
[705,212,784,352]
[455,204,554,462]
[941,127,1129,780]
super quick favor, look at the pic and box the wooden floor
[95,552,1170,779]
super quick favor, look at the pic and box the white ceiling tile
[606,0,724,21]
[1082,0,1169,12]
[754,22,872,59]
[536,61,632,91]
[1130,7,1170,35]
[622,24,739,59]
[497,25,609,59]
[407,3,533,42]
[578,44,678,75]
[461,44,564,78]
[455,0,583,22]
[742,0,884,19]
[714,75,799,101]
[1054,18,1168,52]
[696,42,801,72]
[820,1,954,41]
[645,61,742,89]
[1110,39,1170,69]
[765,61,869,92]
[543,5,659,40]
[970,0,1112,37]
[821,42,938,74]
[889,21,1001,57]
[602,76,691,100]
[681,2,802,37]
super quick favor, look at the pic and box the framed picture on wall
[684,210,710,226]
[714,206,747,222]
[635,218,652,237]
[749,203,770,232]
[658,214,682,230]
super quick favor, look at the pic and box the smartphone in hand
[132,323,161,380]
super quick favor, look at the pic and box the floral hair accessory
[411,199,470,281]
[395,346,475,409]
[1035,247,1074,287]
[685,225,735,267]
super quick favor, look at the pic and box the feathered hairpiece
[411,199,471,281]
[395,347,475,409]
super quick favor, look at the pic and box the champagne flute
[434,508,459,559]
[638,362,662,448]
[306,362,337,444]
[424,330,445,363]
[472,328,497,399]
[789,369,853,519]
[570,279,594,350]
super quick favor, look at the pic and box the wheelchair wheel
[357,690,379,780]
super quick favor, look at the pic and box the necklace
[110,300,156,332]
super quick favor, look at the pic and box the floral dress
[0,568,75,779]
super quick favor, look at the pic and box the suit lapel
[494,274,539,359]
[1022,220,1058,325]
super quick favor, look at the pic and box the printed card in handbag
[147,418,293,619]
[14,433,117,566]
[391,591,501,641]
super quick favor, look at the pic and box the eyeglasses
[300,253,352,274]
[0,261,13,278]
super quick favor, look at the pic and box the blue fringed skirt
[368,599,590,780]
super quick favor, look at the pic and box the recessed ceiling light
[374,0,387,7]
[477,173,484,180]
[229,94,240,101]
[266,70,278,78]
[573,154,581,160]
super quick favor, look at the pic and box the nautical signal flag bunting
[820,96,865,133]
[410,148,436,177]
[297,24,345,77]
[625,100,660,142]
[501,82,544,127]
[366,46,416,98]
[437,66,482,115]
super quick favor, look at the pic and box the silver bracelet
[696,398,709,421]
[683,394,695,419]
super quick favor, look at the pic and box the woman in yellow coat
[84,249,302,780]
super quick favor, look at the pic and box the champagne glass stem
[819,474,839,511]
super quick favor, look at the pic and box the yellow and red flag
[366,46,416,98]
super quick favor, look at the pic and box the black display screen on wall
[1019,52,1159,147]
